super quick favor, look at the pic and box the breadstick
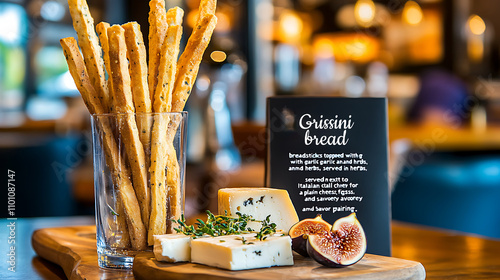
[123,22,152,175]
[166,6,184,26]
[112,193,131,248]
[162,8,184,233]
[67,0,109,111]
[60,37,143,250]
[99,119,146,250]
[176,0,216,72]
[148,113,169,244]
[154,25,183,113]
[165,140,182,233]
[171,14,217,113]
[107,25,150,231]
[197,0,217,24]
[165,14,217,231]
[96,22,114,106]
[148,23,183,244]
[148,0,168,101]
[60,37,104,115]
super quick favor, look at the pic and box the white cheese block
[191,233,293,270]
[153,234,192,262]
[218,188,299,232]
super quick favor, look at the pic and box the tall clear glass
[91,112,187,269]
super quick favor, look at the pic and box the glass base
[97,248,135,269]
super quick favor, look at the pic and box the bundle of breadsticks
[61,0,217,249]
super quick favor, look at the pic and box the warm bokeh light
[313,33,380,63]
[277,11,303,43]
[468,14,486,35]
[354,0,375,27]
[186,9,198,28]
[313,38,335,59]
[210,50,227,62]
[403,1,423,25]
[187,10,231,33]
[467,15,486,62]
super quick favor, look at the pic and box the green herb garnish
[172,211,278,243]
[255,215,277,241]
[172,210,255,238]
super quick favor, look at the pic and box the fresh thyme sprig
[255,215,277,241]
[172,210,255,238]
[172,211,278,243]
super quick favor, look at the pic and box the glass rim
[91,111,188,117]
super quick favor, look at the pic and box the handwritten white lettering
[299,114,354,146]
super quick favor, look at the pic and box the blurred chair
[392,150,500,239]
[392,69,500,238]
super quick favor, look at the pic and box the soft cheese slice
[191,233,293,270]
[153,234,191,262]
[218,188,299,232]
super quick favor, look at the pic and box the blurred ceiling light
[468,14,486,35]
[338,4,389,28]
[211,50,227,62]
[41,1,65,22]
[354,0,375,27]
[402,1,423,25]
[278,10,303,43]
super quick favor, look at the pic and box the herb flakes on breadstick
[123,22,151,117]
[60,36,137,249]
[123,21,153,177]
[148,0,168,102]
[197,0,217,24]
[60,37,104,115]
[171,14,217,113]
[166,6,184,26]
[148,13,184,244]
[154,24,183,112]
[108,25,151,231]
[96,22,114,106]
[148,113,169,244]
[161,8,185,233]
[67,0,109,111]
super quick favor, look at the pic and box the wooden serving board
[32,226,425,280]
[32,226,134,280]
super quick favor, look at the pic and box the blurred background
[2,0,500,239]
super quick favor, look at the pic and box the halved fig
[306,213,366,267]
[288,215,331,257]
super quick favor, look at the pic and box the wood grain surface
[31,225,425,280]
[133,251,425,280]
[31,226,133,280]
[392,222,500,280]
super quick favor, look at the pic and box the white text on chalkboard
[299,114,354,146]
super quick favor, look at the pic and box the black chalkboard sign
[266,96,391,256]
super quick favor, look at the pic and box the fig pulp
[306,213,366,267]
[288,215,331,256]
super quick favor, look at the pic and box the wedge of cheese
[191,233,293,270]
[218,188,299,232]
[153,234,191,262]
